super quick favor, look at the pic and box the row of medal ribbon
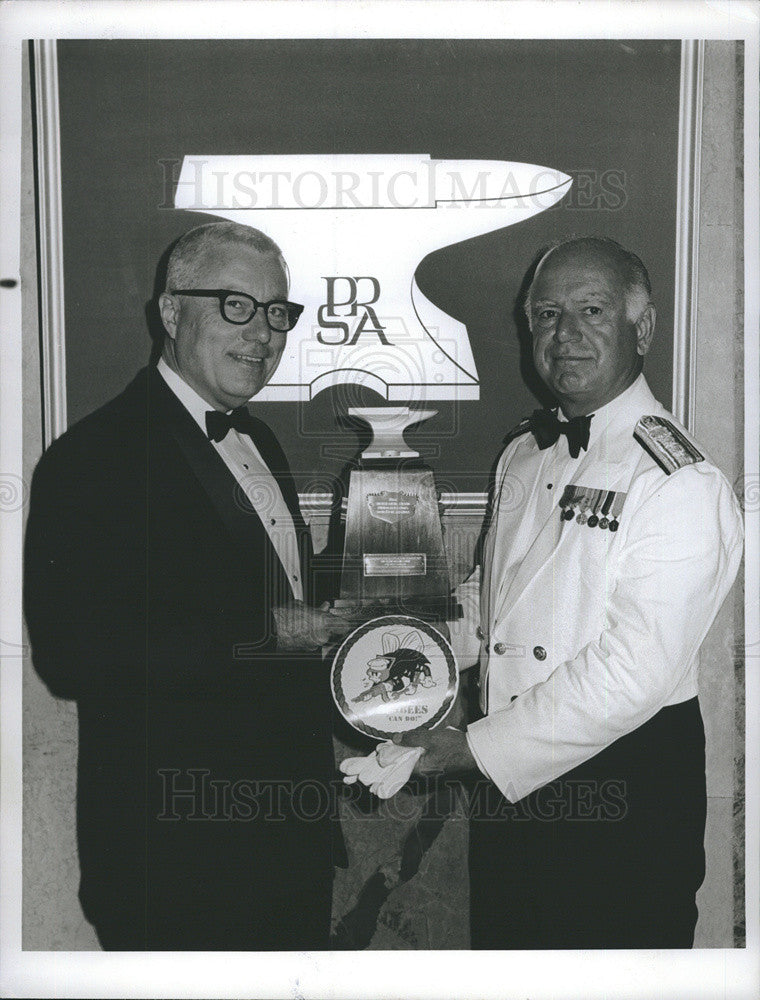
[559,485,627,531]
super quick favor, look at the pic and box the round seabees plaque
[331,615,458,740]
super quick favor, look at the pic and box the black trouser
[77,687,343,951]
[92,865,335,951]
[468,698,707,949]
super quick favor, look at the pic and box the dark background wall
[57,38,680,491]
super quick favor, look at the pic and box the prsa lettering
[317,276,392,345]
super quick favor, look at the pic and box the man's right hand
[272,601,355,652]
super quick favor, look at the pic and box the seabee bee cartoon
[352,629,436,704]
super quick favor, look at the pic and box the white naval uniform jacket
[450,374,743,803]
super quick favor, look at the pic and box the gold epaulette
[633,415,704,475]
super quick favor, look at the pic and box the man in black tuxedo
[24,221,350,951]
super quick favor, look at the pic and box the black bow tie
[529,409,593,459]
[205,407,254,443]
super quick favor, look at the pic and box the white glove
[339,741,425,799]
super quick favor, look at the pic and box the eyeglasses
[170,288,304,332]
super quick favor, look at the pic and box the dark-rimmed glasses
[170,289,304,332]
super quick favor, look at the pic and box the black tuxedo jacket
[25,366,341,950]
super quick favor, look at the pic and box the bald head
[525,236,656,416]
[525,237,652,325]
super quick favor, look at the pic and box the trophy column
[335,407,459,622]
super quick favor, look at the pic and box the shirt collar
[156,357,231,434]
[558,373,656,443]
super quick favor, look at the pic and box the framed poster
[44,37,685,483]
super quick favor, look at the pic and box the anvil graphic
[173,155,572,402]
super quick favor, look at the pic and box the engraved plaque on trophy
[335,407,459,622]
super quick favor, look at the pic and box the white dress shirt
[157,358,303,601]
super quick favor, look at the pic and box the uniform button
[476,625,485,641]
[493,642,507,655]
[533,645,547,661]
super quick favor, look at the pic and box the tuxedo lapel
[246,414,311,538]
[146,369,292,596]
[246,411,315,598]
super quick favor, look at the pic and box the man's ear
[635,303,656,357]
[158,292,179,340]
